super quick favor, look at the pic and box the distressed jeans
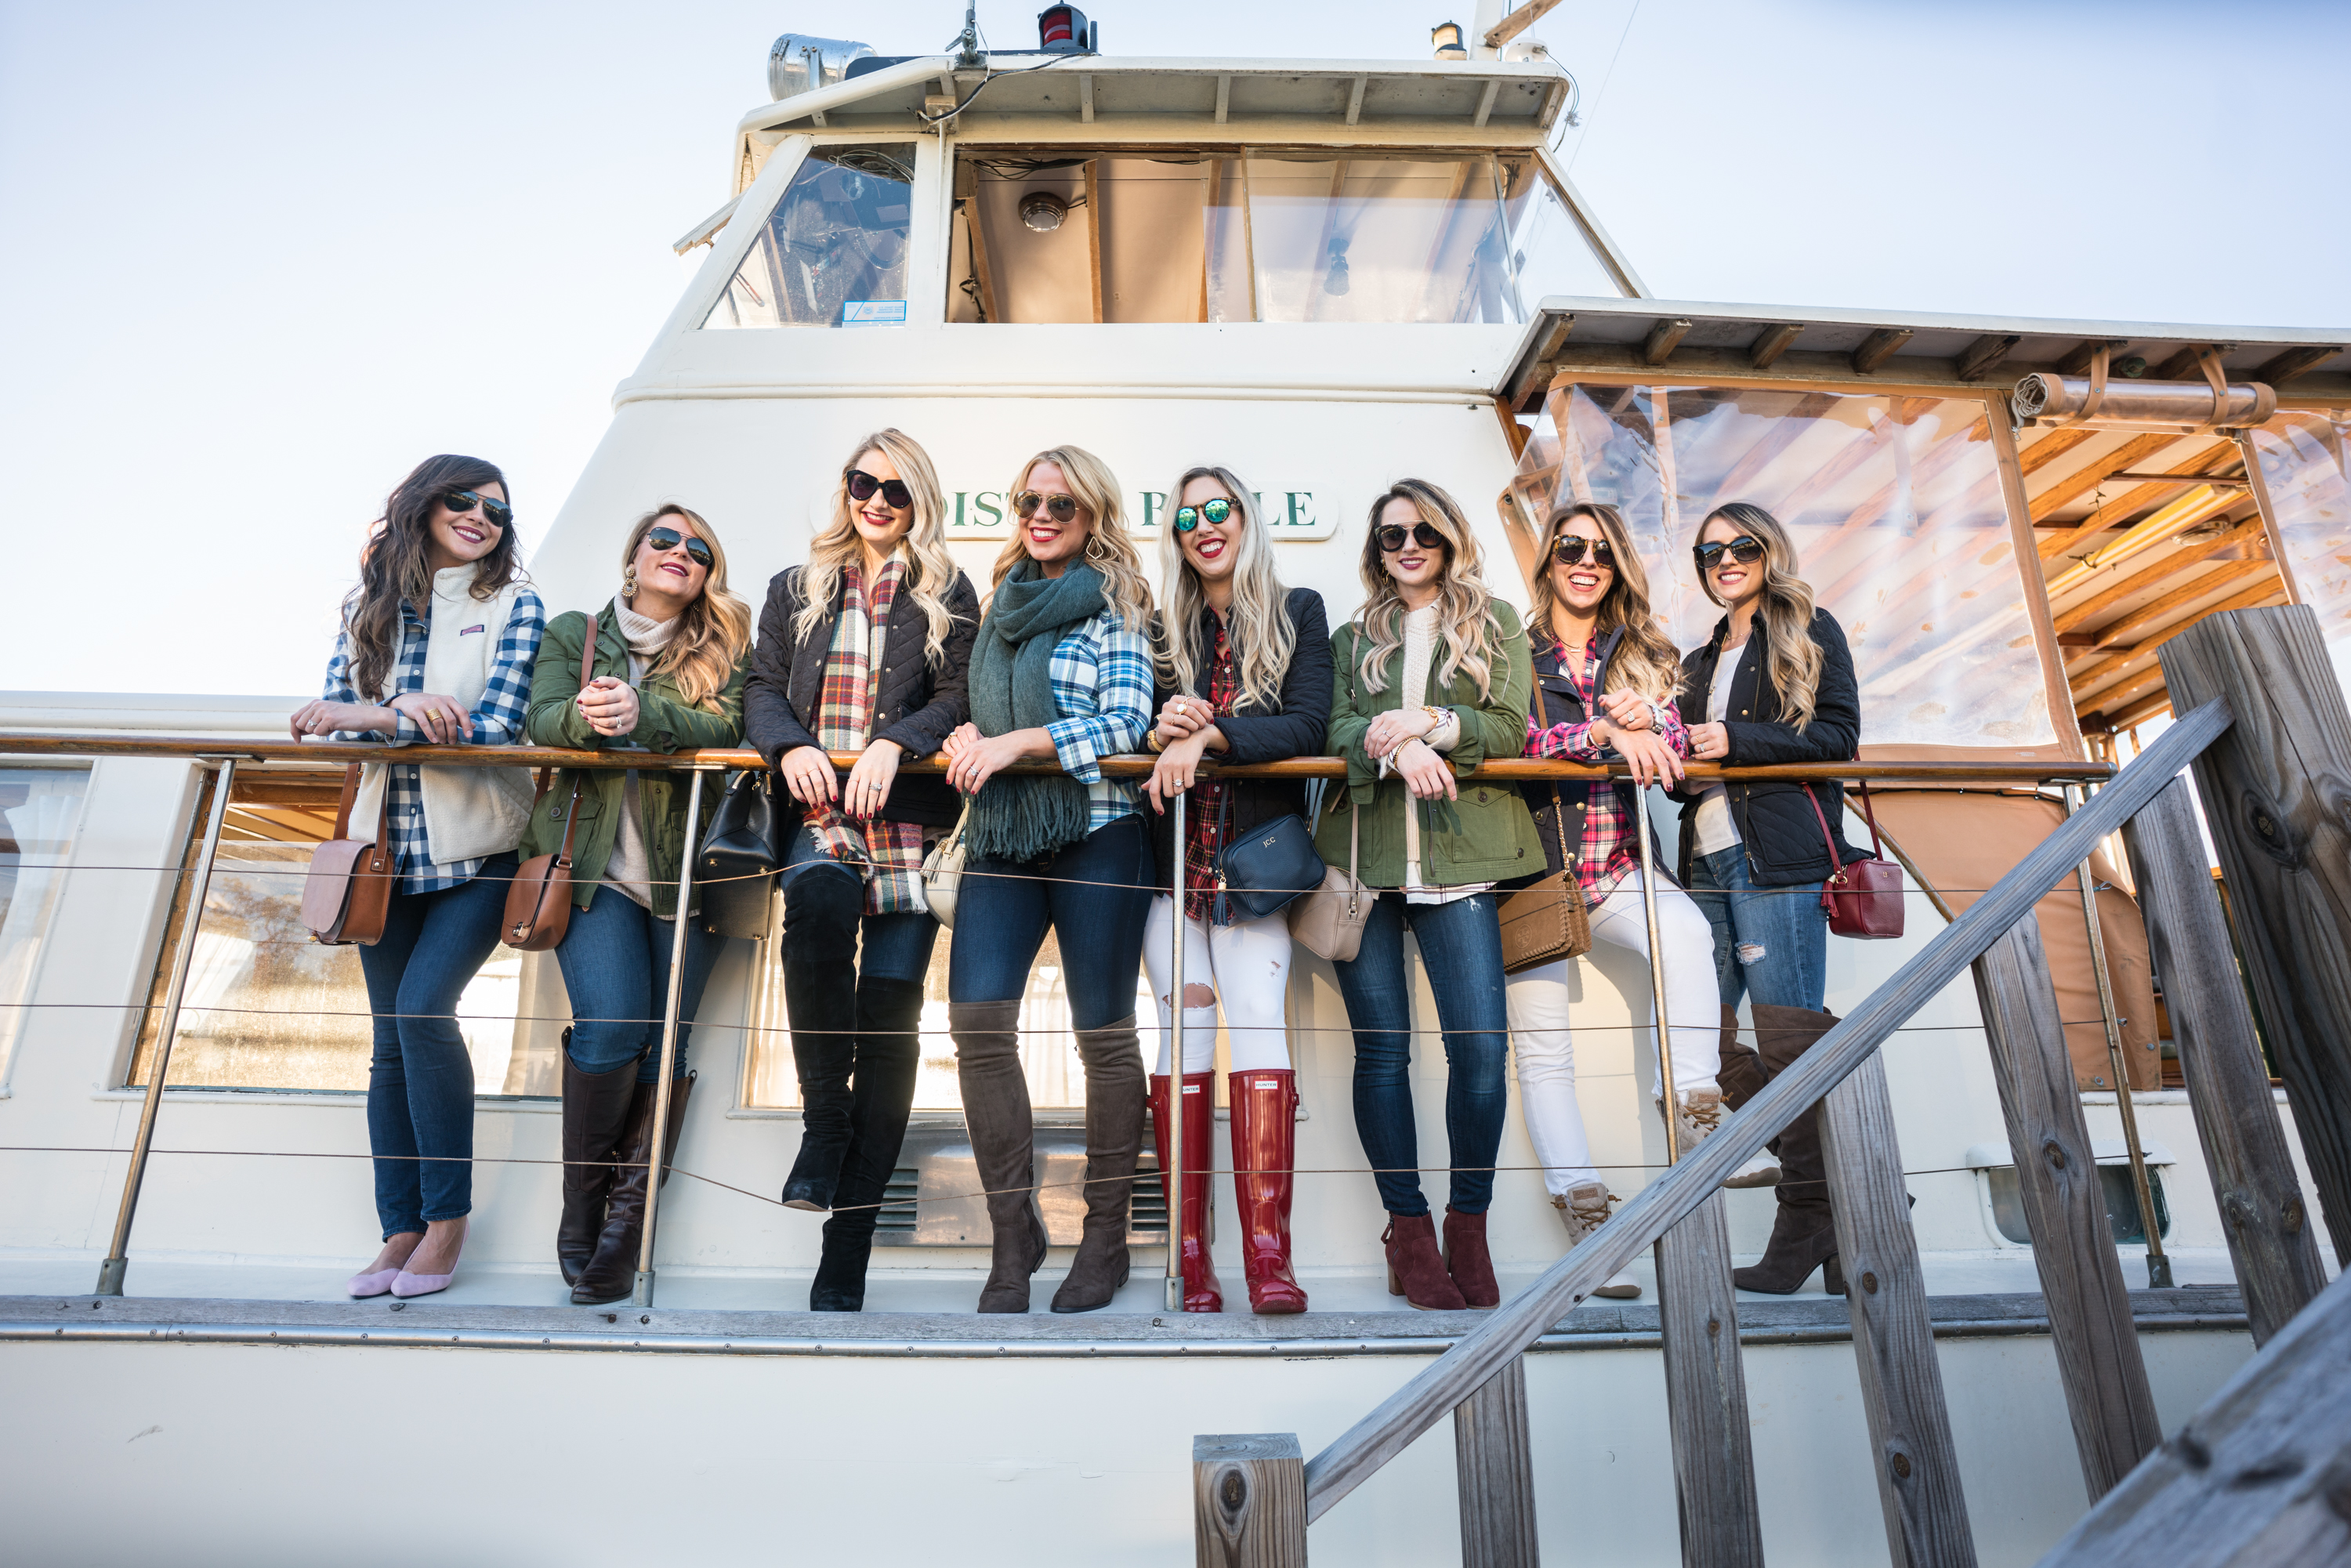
[1686,845,1828,1012]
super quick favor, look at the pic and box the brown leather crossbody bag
[1498,785,1595,975]
[302,764,395,945]
[502,612,597,951]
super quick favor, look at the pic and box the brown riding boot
[1051,1015,1146,1313]
[573,1072,695,1306]
[1384,1213,1465,1311]
[557,1048,639,1287]
[1442,1207,1500,1310]
[952,1000,1048,1314]
[1715,1005,1783,1189]
[1733,1005,1840,1294]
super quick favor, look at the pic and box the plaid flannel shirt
[1523,636,1689,909]
[1178,618,1241,922]
[1044,609,1153,835]
[324,588,545,893]
[806,557,929,913]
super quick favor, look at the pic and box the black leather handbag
[1208,788,1326,927]
[697,770,784,939]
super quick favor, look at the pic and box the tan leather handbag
[302,764,394,946]
[502,612,596,951]
[1288,796,1369,962]
[1498,787,1593,975]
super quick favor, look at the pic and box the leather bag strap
[553,610,597,866]
[1853,778,1886,858]
[1802,784,1844,881]
[333,764,360,840]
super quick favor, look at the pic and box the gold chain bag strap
[302,762,395,945]
[502,611,597,951]
[1498,784,1595,975]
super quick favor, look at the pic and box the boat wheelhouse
[4,14,2348,1565]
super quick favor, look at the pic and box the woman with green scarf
[940,445,1157,1315]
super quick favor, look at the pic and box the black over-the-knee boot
[780,863,864,1211]
[810,976,926,1312]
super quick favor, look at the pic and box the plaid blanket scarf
[806,556,929,914]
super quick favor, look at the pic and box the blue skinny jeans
[555,885,724,1083]
[1685,845,1828,1012]
[948,813,1153,1028]
[357,853,516,1238]
[1331,890,1512,1217]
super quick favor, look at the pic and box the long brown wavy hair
[1532,502,1682,702]
[1698,501,1823,731]
[342,454,523,699]
[1353,479,1501,700]
[620,505,753,711]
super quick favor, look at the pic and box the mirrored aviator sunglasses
[1693,535,1766,573]
[444,490,513,530]
[1174,497,1233,533]
[647,525,714,569]
[846,469,914,511]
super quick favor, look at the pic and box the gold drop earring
[621,563,639,598]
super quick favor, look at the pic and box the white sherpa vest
[350,569,538,867]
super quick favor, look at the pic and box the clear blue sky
[4,0,2344,695]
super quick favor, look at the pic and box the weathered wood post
[1817,1052,1979,1567]
[2121,776,2327,1345]
[1654,1198,1766,1568]
[1453,1357,1540,1567]
[1196,1434,1306,1566]
[1972,919,2164,1498]
[2161,605,2351,1267]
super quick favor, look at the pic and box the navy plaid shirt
[324,588,545,893]
[1043,609,1154,833]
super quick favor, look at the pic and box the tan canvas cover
[1864,790,2161,1091]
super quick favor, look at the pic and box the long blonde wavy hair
[1699,501,1823,731]
[1353,479,1501,700]
[990,445,1154,632]
[1532,502,1683,702]
[794,429,962,668]
[1154,466,1297,712]
[620,505,752,711]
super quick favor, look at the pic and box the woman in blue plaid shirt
[940,445,1157,1316]
[290,455,545,1302]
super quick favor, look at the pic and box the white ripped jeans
[1143,896,1294,1075]
[1503,870,1722,1196]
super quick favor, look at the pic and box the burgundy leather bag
[1804,780,1904,940]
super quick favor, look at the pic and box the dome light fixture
[1020,192,1069,233]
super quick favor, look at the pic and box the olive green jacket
[1312,602,1545,889]
[516,603,750,918]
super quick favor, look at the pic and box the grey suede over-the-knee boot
[951,999,1049,1313]
[1051,1015,1146,1314]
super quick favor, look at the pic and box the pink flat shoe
[390,1237,464,1299]
[346,1267,402,1299]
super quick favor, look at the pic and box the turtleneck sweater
[603,603,679,911]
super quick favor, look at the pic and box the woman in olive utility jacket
[1314,480,1545,1313]
[518,505,753,1305]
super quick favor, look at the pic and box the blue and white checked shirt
[324,588,546,893]
[1044,610,1153,833]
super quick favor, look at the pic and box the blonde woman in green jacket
[1315,479,1545,1313]
[520,505,753,1305]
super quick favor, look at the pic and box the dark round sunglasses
[1375,521,1448,554]
[443,491,512,530]
[846,469,914,511]
[1175,497,1234,533]
[646,525,714,569]
[1694,535,1766,573]
[1552,535,1617,570]
[1014,491,1084,523]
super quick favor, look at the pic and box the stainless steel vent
[874,1122,1169,1246]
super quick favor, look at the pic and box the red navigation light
[1038,5,1090,52]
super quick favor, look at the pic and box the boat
[4,5,2347,1562]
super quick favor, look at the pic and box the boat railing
[1192,606,2350,1566]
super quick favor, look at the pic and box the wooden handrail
[1297,697,2232,1523]
[0,730,2115,785]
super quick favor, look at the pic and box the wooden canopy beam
[1747,322,1801,368]
[2038,440,2243,550]
[1643,317,1690,365]
[2096,559,2277,650]
[2052,516,2269,635]
[1955,332,2020,382]
[2029,433,2180,525]
[1852,328,1914,375]
[2252,345,2340,384]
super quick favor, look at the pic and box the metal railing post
[96,758,237,1296]
[632,766,709,1309]
[2063,780,2172,1287]
[1165,786,1187,1313]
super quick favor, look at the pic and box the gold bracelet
[1147,727,1168,754]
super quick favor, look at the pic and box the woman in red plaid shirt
[1503,500,1733,1298]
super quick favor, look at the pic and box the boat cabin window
[949,147,1622,324]
[0,767,88,1081]
[705,143,915,329]
[1510,384,2061,751]
[125,771,552,1095]
[2246,412,2351,679]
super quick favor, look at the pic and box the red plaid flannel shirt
[1179,618,1241,922]
[1523,636,1689,909]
